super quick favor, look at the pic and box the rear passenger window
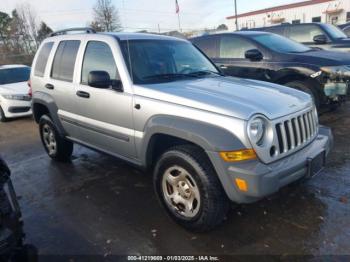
[81,41,119,84]
[34,42,53,77]
[51,40,80,82]
[219,36,255,59]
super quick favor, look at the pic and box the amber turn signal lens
[235,178,248,192]
[219,149,257,162]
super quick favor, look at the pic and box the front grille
[275,109,317,155]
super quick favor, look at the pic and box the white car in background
[0,65,32,122]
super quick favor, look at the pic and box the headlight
[2,94,31,101]
[320,66,350,78]
[248,116,266,146]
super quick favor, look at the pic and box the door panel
[73,40,136,158]
[48,40,81,137]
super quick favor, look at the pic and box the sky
[1,0,304,32]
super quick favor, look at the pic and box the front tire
[39,115,73,161]
[0,106,7,122]
[153,145,230,232]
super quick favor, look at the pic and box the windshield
[0,67,30,85]
[120,39,219,84]
[322,23,347,39]
[251,34,312,53]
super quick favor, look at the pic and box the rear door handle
[219,65,228,69]
[45,83,54,90]
[76,91,90,98]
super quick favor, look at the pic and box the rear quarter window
[34,42,54,77]
[51,40,80,82]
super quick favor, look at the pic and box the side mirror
[313,34,328,44]
[245,49,263,61]
[111,79,123,92]
[88,71,111,88]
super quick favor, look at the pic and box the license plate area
[307,151,325,178]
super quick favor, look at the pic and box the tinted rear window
[34,42,53,77]
[51,40,80,82]
[0,67,30,85]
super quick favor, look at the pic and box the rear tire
[0,106,7,122]
[39,115,73,161]
[285,80,321,110]
[153,144,230,232]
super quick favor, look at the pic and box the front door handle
[45,83,54,90]
[76,91,90,98]
[219,65,228,69]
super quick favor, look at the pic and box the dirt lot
[0,104,349,258]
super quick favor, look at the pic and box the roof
[0,64,29,69]
[103,32,187,41]
[227,0,333,19]
[46,31,187,42]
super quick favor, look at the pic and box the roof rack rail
[50,27,96,37]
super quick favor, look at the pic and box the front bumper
[207,126,333,204]
[0,98,32,118]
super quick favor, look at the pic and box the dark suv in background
[246,23,350,52]
[339,22,350,37]
[191,31,350,109]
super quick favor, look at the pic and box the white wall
[227,0,350,30]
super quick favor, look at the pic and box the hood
[288,49,350,66]
[134,77,312,120]
[0,82,29,95]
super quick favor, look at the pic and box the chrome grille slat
[304,114,310,140]
[287,120,295,149]
[275,109,317,155]
[299,116,306,143]
[308,112,314,136]
[280,123,288,153]
[293,118,301,146]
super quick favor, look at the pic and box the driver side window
[81,41,120,85]
[219,36,256,59]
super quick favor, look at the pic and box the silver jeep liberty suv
[30,28,333,231]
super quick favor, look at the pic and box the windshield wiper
[187,70,224,77]
[143,73,197,80]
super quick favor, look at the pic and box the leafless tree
[92,0,122,32]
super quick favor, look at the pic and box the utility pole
[234,0,238,31]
